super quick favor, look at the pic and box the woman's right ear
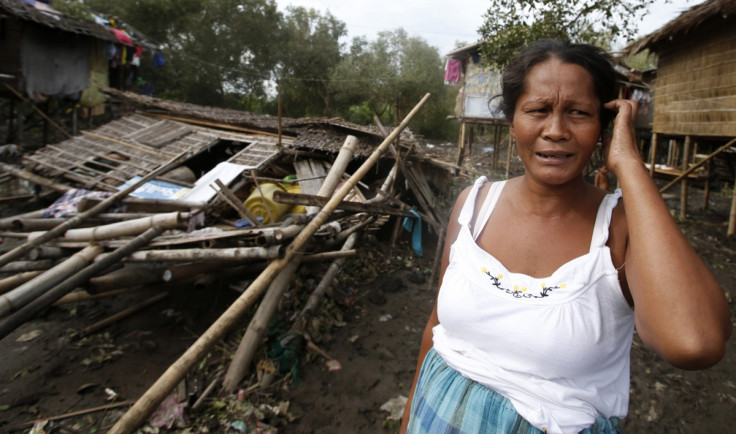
[509,122,516,138]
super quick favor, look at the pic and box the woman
[401,40,731,434]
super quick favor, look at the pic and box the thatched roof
[0,0,120,44]
[104,89,424,158]
[627,0,736,54]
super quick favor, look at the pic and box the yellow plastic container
[244,183,291,224]
[286,184,306,215]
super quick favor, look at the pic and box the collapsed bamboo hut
[625,0,736,233]
[0,90,454,431]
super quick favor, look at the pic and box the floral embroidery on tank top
[481,267,566,299]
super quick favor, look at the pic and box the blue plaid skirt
[406,349,623,434]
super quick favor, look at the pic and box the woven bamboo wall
[652,19,736,137]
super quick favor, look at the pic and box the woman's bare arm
[604,99,731,369]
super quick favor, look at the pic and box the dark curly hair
[499,39,619,130]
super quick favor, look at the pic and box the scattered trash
[16,329,42,342]
[379,314,393,322]
[380,395,408,421]
[149,392,187,429]
[325,359,342,371]
[28,419,48,434]
[104,387,119,401]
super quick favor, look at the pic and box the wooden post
[107,93,431,434]
[455,121,466,174]
[649,133,658,177]
[679,136,691,221]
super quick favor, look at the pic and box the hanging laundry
[111,28,133,46]
[153,51,166,67]
[444,58,462,84]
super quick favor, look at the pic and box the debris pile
[0,91,456,431]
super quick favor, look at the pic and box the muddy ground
[0,145,735,433]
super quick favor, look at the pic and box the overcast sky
[275,0,703,55]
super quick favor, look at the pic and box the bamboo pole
[54,287,140,305]
[290,233,358,337]
[0,209,44,230]
[107,93,431,434]
[255,224,304,247]
[659,138,736,193]
[0,260,56,273]
[221,259,301,392]
[88,264,169,293]
[13,218,69,232]
[81,292,169,335]
[679,136,691,222]
[96,245,283,263]
[27,212,184,242]
[0,271,43,295]
[212,179,260,227]
[28,246,69,260]
[305,136,358,215]
[0,162,72,193]
[272,191,415,217]
[0,151,190,268]
[0,244,103,318]
[0,226,164,340]
[223,136,358,390]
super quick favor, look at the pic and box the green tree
[276,7,347,117]
[479,0,662,67]
[72,0,283,110]
[330,29,453,138]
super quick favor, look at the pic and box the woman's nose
[542,113,569,141]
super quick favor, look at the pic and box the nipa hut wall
[652,18,736,137]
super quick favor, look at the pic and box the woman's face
[510,58,601,187]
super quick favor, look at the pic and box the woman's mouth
[536,152,573,159]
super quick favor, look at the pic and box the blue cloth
[407,349,623,434]
[402,210,423,257]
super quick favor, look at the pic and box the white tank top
[433,177,635,434]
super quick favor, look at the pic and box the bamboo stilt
[660,138,736,193]
[729,171,736,237]
[679,136,691,222]
[107,93,431,434]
